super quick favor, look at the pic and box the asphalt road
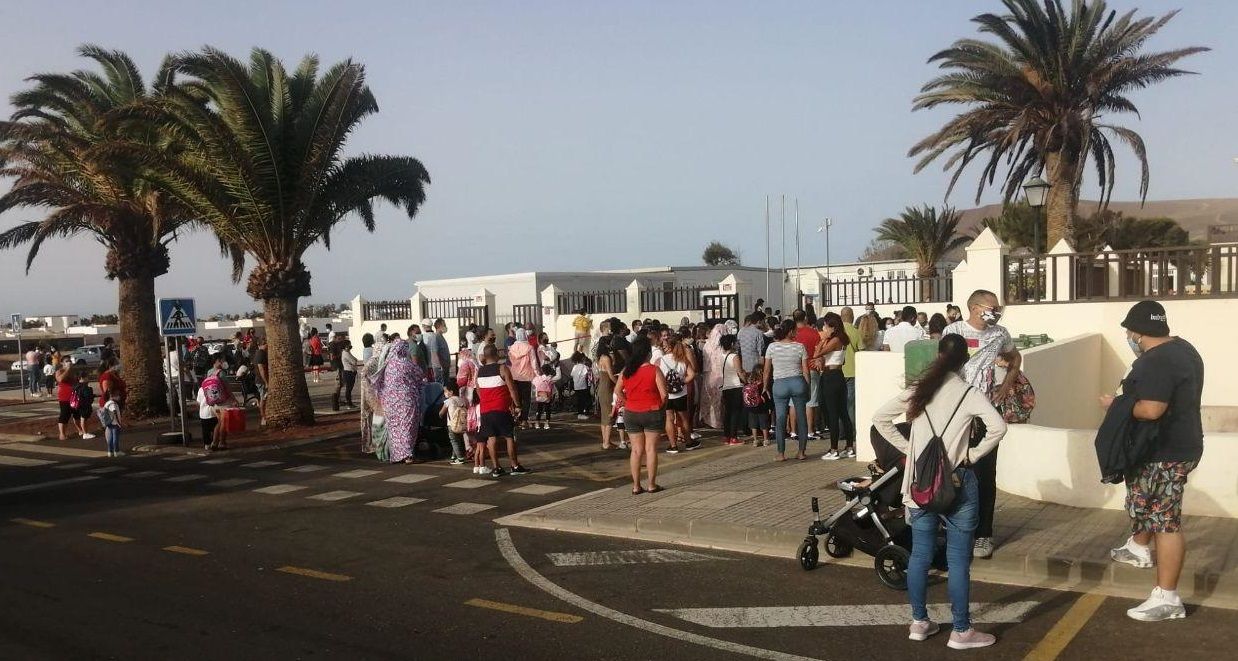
[2,432,1235,660]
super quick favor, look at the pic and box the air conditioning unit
[856,267,867,276]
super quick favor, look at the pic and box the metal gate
[700,294,739,324]
[512,304,542,329]
[456,305,489,343]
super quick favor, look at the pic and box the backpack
[662,357,685,395]
[192,348,211,375]
[447,401,468,435]
[200,373,229,406]
[995,372,1036,424]
[96,404,114,428]
[742,381,764,408]
[73,382,94,409]
[909,387,971,514]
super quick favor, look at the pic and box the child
[743,370,771,447]
[96,390,123,457]
[439,382,468,465]
[43,361,55,396]
[569,352,591,420]
[612,390,628,450]
[532,364,556,430]
[74,377,97,440]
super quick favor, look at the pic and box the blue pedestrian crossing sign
[158,298,197,336]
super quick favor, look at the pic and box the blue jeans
[772,376,808,455]
[907,467,978,632]
[105,425,121,454]
[29,367,42,396]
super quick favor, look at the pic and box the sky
[1,0,1235,317]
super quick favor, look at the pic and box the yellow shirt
[573,315,592,334]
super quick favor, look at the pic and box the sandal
[632,486,645,495]
[647,485,665,493]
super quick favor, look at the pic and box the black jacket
[1094,394,1160,484]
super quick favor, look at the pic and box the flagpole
[764,195,770,306]
[795,198,801,310]
[780,194,786,312]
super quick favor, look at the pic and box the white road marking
[53,462,90,470]
[385,473,435,484]
[2,443,108,458]
[507,484,566,496]
[444,478,497,489]
[209,478,256,488]
[86,466,126,474]
[306,490,363,502]
[0,475,100,495]
[333,469,381,479]
[242,460,282,468]
[164,474,208,483]
[124,470,168,479]
[547,549,733,567]
[163,454,201,462]
[495,529,819,661]
[0,454,57,467]
[367,496,426,508]
[254,484,308,495]
[434,502,497,515]
[654,602,1042,628]
[285,464,328,473]
[201,458,240,465]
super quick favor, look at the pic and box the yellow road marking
[1024,593,1108,661]
[276,565,353,582]
[10,518,55,528]
[163,545,210,556]
[87,532,134,543]
[465,597,583,623]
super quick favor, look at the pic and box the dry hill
[955,198,1238,240]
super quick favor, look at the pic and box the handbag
[996,372,1036,424]
[909,387,971,514]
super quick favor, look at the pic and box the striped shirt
[477,363,513,413]
[764,341,807,380]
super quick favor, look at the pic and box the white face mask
[1127,333,1144,357]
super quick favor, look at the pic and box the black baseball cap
[1121,300,1169,337]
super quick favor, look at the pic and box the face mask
[1127,335,1143,357]
[980,309,1001,326]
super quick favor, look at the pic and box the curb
[498,510,1238,611]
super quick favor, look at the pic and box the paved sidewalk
[498,444,1238,608]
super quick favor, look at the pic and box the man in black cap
[1101,300,1204,622]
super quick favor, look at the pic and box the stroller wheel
[824,532,853,559]
[797,538,819,571]
[874,544,911,590]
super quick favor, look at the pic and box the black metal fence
[639,286,706,312]
[821,275,953,307]
[556,290,627,314]
[701,294,739,322]
[362,300,412,321]
[1005,244,1238,304]
[421,297,472,320]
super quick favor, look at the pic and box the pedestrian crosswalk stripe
[444,479,497,489]
[333,469,381,479]
[434,502,496,515]
[653,601,1041,628]
[0,454,56,467]
[307,490,363,502]
[88,532,134,543]
[201,458,240,465]
[547,549,733,567]
[242,460,283,468]
[385,473,435,484]
[508,484,566,496]
[164,474,208,483]
[0,475,99,495]
[366,496,426,508]
[163,454,201,462]
[54,462,90,470]
[10,518,55,528]
[2,443,107,458]
[286,464,328,473]
[209,478,256,488]
[276,566,352,582]
[86,466,126,474]
[254,484,308,495]
[163,545,210,556]
[124,470,168,479]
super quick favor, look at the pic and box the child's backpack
[73,382,94,409]
[661,357,685,396]
[742,380,764,408]
[96,404,114,428]
[534,379,553,403]
[200,373,230,406]
[447,401,468,435]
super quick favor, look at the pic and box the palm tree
[974,202,1045,253]
[138,48,430,426]
[876,205,970,300]
[0,45,197,418]
[909,0,1207,248]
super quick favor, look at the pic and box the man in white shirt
[882,306,927,352]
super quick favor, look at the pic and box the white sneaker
[821,450,839,461]
[689,433,702,441]
[1110,536,1155,568]
[973,537,994,559]
[618,441,628,450]
[107,451,115,458]
[542,422,550,430]
[576,414,589,420]
[806,432,819,440]
[908,619,939,641]
[1127,587,1186,621]
[947,628,996,649]
[82,433,96,440]
[840,448,856,459]
[478,466,492,476]
[472,466,480,474]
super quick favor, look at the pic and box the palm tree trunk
[118,275,167,418]
[1044,152,1080,250]
[262,295,315,427]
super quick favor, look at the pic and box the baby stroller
[797,423,945,590]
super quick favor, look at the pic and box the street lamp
[1022,176,1050,255]
[816,219,832,306]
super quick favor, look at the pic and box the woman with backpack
[54,357,80,441]
[657,334,696,453]
[871,334,1007,650]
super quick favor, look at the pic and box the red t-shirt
[57,371,78,402]
[622,363,663,413]
[795,326,820,359]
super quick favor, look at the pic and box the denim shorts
[624,409,665,434]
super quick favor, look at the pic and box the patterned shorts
[1125,461,1198,534]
